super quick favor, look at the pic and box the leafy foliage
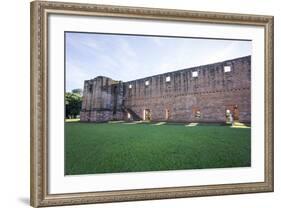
[65,92,82,119]
[71,88,83,95]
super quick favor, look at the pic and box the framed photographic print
[30,1,274,207]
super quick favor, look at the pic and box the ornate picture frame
[30,1,274,207]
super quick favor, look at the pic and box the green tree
[65,92,82,119]
[71,88,83,95]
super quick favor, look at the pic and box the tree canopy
[65,92,82,119]
[71,88,83,95]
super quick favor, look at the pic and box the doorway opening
[233,105,239,121]
[143,109,151,121]
[165,109,170,120]
[225,105,239,123]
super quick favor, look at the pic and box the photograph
[65,32,252,175]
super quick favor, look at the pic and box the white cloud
[66,33,251,90]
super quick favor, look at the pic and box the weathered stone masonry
[80,56,251,123]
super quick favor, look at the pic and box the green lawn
[65,122,251,175]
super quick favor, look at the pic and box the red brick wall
[81,56,251,123]
[123,56,251,123]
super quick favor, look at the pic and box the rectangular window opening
[224,66,231,72]
[192,71,198,77]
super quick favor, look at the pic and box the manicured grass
[65,122,251,175]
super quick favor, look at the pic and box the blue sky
[65,32,251,92]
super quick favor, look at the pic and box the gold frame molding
[30,1,274,207]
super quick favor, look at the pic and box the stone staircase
[121,106,142,121]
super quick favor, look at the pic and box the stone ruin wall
[123,55,251,123]
[80,76,124,122]
[80,56,251,123]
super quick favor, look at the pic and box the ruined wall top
[123,55,251,98]
[82,55,251,101]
